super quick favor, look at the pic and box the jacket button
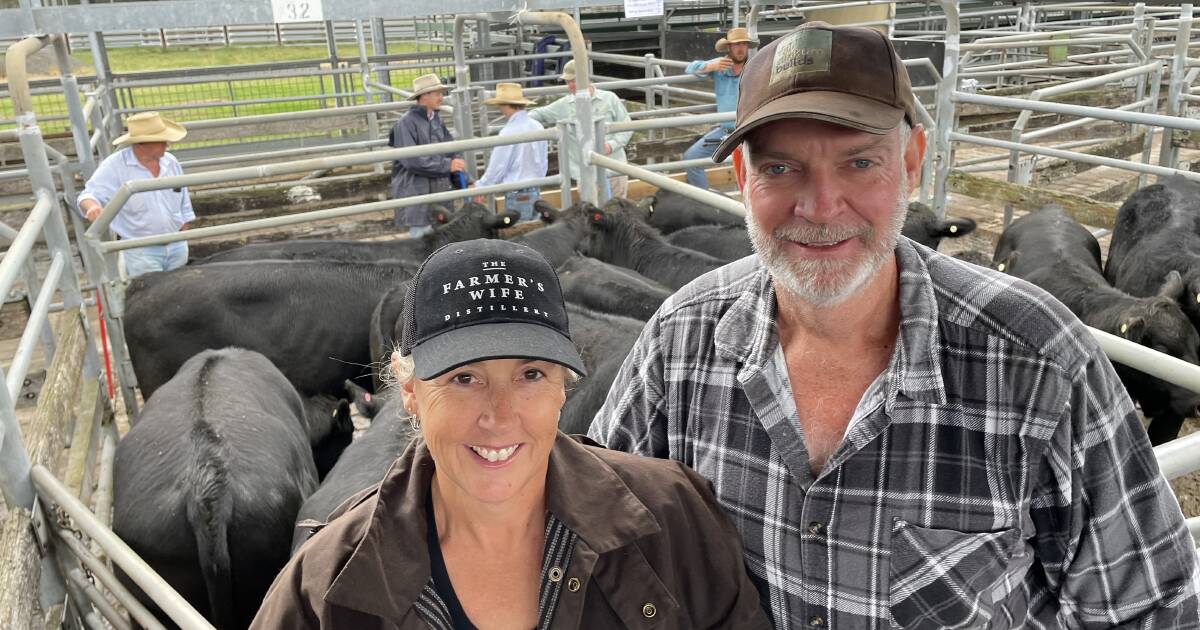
[808,521,825,535]
[567,577,581,592]
[642,603,656,618]
[808,615,824,627]
[548,567,563,582]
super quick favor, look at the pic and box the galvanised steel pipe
[609,111,735,133]
[953,91,1200,132]
[960,35,1138,50]
[180,100,412,131]
[31,465,216,630]
[7,252,66,402]
[952,131,1200,182]
[628,104,716,119]
[589,152,745,217]
[99,175,561,252]
[4,35,50,116]
[1156,430,1200,481]
[86,129,557,239]
[0,192,54,306]
[55,525,165,630]
[182,139,388,168]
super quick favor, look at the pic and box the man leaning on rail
[77,111,193,279]
[681,26,757,191]
[590,21,1200,628]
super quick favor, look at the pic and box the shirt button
[548,567,563,582]
[567,577,581,592]
[808,521,825,535]
[808,615,824,627]
[642,603,657,618]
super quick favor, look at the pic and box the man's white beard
[746,180,910,307]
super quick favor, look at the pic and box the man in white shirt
[471,83,548,222]
[77,111,194,278]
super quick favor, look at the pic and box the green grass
[1,42,449,136]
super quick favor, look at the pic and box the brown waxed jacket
[250,433,771,629]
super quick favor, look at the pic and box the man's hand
[705,57,733,73]
[450,158,466,173]
[81,200,102,222]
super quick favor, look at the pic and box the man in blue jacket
[388,74,467,236]
[682,27,757,190]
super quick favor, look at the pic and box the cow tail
[185,358,237,629]
[186,440,235,629]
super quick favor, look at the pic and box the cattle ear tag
[331,408,338,417]
[504,217,511,225]
[592,212,602,222]
[949,225,958,233]
[997,263,1005,272]
[1120,323,1128,334]
[1195,292,1200,304]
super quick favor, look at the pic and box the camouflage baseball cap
[713,22,917,162]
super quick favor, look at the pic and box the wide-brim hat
[716,27,759,52]
[112,111,187,146]
[411,73,448,98]
[484,83,536,106]
[401,239,586,380]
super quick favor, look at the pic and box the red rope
[96,290,115,401]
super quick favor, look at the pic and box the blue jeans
[683,126,730,190]
[122,241,188,279]
[505,188,540,222]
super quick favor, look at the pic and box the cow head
[344,378,382,420]
[535,199,561,223]
[581,198,664,266]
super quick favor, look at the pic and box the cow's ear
[993,250,1018,274]
[490,212,517,228]
[434,209,450,224]
[637,195,656,214]
[1120,316,1146,343]
[1158,270,1185,301]
[941,217,976,238]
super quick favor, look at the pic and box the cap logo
[439,259,549,322]
[771,29,832,86]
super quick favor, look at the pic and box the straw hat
[484,83,536,106]
[411,73,448,98]
[112,111,187,147]
[715,27,760,52]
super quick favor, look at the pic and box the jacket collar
[714,241,947,405]
[323,433,659,623]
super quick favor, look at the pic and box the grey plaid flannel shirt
[590,238,1200,629]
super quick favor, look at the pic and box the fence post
[932,0,960,220]
[1159,3,1193,175]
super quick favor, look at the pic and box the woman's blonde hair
[386,345,581,392]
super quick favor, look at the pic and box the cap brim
[713,90,904,162]
[410,321,587,380]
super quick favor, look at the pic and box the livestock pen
[6,1,1200,627]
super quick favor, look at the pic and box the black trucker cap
[400,238,586,381]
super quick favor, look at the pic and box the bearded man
[591,22,1200,629]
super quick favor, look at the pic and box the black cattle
[949,249,993,268]
[126,260,414,405]
[557,254,671,321]
[193,203,519,265]
[665,224,753,262]
[344,378,383,419]
[510,201,591,268]
[290,393,416,554]
[1106,176,1200,333]
[995,206,1200,445]
[582,198,728,290]
[114,349,321,629]
[902,201,977,250]
[305,395,354,480]
[559,303,644,434]
[641,188,744,234]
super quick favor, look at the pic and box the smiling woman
[250,238,773,630]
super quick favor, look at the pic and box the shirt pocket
[888,519,1020,630]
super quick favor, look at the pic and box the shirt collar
[323,433,659,623]
[713,240,947,405]
[121,146,163,172]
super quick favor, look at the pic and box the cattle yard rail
[8,2,1200,628]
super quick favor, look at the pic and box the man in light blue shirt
[78,111,194,278]
[472,83,548,222]
[682,27,757,190]
[529,60,633,200]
